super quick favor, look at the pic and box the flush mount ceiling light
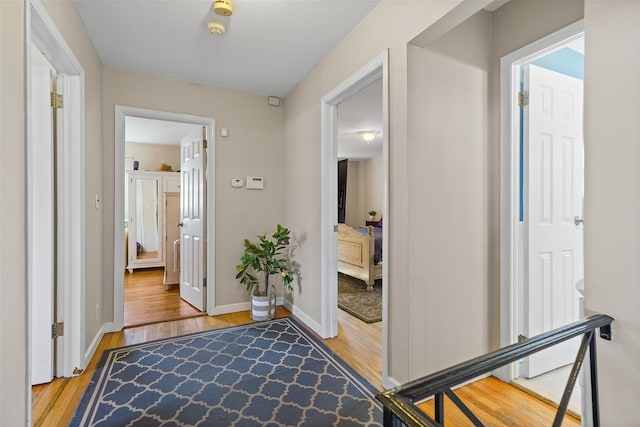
[357,130,380,142]
[207,21,226,35]
[212,0,233,16]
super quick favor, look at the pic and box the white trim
[113,106,215,330]
[319,50,390,380]
[282,300,323,337]
[27,0,86,383]
[102,322,119,334]
[498,20,584,382]
[84,325,104,368]
[383,377,401,390]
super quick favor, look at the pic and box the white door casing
[180,128,207,311]
[523,64,584,378]
[29,63,54,385]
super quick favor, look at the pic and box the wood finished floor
[124,267,203,327]
[33,276,578,427]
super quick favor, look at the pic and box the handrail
[377,314,614,427]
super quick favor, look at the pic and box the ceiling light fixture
[212,0,233,16]
[357,130,379,142]
[207,21,226,35]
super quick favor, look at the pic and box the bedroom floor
[124,267,204,327]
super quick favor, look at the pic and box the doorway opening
[320,50,390,388]
[122,116,205,327]
[112,107,215,331]
[500,22,585,417]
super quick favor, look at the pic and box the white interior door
[523,64,584,378]
[180,128,207,311]
[30,62,54,385]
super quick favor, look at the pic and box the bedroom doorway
[121,117,205,327]
[499,21,584,416]
[112,107,215,331]
[320,50,390,387]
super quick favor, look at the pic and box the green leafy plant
[368,210,377,217]
[235,224,294,296]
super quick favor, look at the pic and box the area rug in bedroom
[70,317,382,426]
[338,273,382,323]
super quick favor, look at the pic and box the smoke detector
[212,0,233,16]
[207,21,226,35]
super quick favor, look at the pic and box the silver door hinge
[203,140,208,149]
[50,92,63,109]
[52,322,64,339]
[518,91,529,107]
[333,225,338,232]
[203,278,207,289]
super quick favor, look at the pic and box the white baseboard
[102,321,120,334]
[383,376,401,390]
[211,301,251,315]
[84,324,104,370]
[282,299,323,337]
[211,297,288,316]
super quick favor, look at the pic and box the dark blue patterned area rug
[70,317,382,426]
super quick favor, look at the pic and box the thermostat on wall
[246,176,264,190]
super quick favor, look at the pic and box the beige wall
[284,0,586,385]
[407,10,493,376]
[0,1,28,424]
[584,2,640,423]
[345,157,383,227]
[404,0,583,379]
[125,142,181,172]
[102,68,286,314]
[284,1,464,383]
[361,156,384,223]
[42,0,105,352]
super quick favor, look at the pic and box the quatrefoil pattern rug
[71,317,382,426]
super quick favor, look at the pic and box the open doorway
[335,78,384,326]
[320,51,390,388]
[122,116,205,327]
[500,22,584,417]
[113,106,215,331]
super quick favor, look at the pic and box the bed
[337,223,382,291]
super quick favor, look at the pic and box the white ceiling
[125,116,202,145]
[337,78,383,160]
[73,0,379,97]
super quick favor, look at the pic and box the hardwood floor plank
[123,267,204,327]
[417,377,580,427]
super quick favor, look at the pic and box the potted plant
[368,210,377,221]
[236,224,294,321]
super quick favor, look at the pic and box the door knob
[574,216,583,226]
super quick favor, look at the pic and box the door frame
[26,0,86,386]
[497,20,584,382]
[319,50,390,384]
[111,106,215,330]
